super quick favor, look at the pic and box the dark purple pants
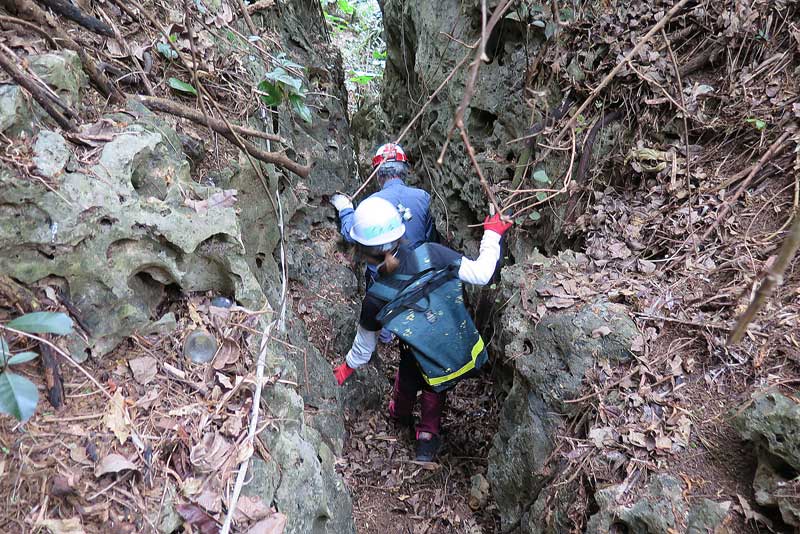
[389,345,446,436]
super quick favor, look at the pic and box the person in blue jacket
[330,143,434,251]
[331,143,435,343]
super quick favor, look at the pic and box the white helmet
[349,197,406,248]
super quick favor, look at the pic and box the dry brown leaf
[233,495,271,523]
[129,356,158,385]
[736,494,774,530]
[68,443,90,465]
[176,503,219,534]
[184,189,238,213]
[190,432,232,472]
[103,390,131,445]
[212,338,240,370]
[50,474,78,498]
[220,414,243,437]
[36,517,86,534]
[544,297,576,309]
[246,513,287,534]
[94,453,137,477]
[195,487,222,514]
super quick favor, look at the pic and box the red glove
[333,362,355,385]
[483,213,513,236]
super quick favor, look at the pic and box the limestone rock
[32,131,71,178]
[734,392,800,472]
[29,51,87,108]
[587,475,686,534]
[0,51,87,136]
[488,251,637,531]
[0,85,31,137]
[0,104,264,359]
[686,498,731,533]
[753,461,800,526]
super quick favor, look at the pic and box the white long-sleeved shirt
[345,231,502,369]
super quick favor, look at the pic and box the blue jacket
[339,178,433,249]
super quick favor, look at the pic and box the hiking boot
[415,431,441,462]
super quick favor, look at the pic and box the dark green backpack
[368,244,488,392]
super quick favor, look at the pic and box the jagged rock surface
[735,392,800,527]
[0,2,359,531]
[487,250,638,531]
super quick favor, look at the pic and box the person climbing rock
[332,196,512,462]
[330,143,435,250]
[330,143,436,343]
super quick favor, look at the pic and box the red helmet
[372,143,408,168]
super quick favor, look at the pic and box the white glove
[330,194,353,212]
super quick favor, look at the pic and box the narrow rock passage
[289,244,504,533]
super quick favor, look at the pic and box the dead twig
[219,319,277,534]
[350,45,475,200]
[37,0,113,36]
[437,0,515,165]
[663,28,696,254]
[460,127,503,217]
[699,129,794,244]
[554,0,692,145]
[728,209,800,345]
[136,96,307,176]
[0,15,58,48]
[0,43,76,131]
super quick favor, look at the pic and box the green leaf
[349,71,380,85]
[372,49,387,60]
[7,312,73,335]
[169,33,178,43]
[337,0,355,14]
[324,12,349,29]
[288,94,312,124]
[746,118,766,131]
[536,191,548,201]
[0,371,39,422]
[257,80,283,106]
[265,67,303,93]
[168,78,198,96]
[0,337,8,362]
[156,42,178,60]
[533,169,550,183]
[7,352,38,365]
[528,210,541,221]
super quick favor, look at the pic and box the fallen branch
[698,129,793,244]
[40,345,64,409]
[0,15,58,48]
[554,0,691,145]
[728,209,800,345]
[136,96,307,177]
[37,0,114,37]
[0,43,76,131]
[0,0,122,102]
